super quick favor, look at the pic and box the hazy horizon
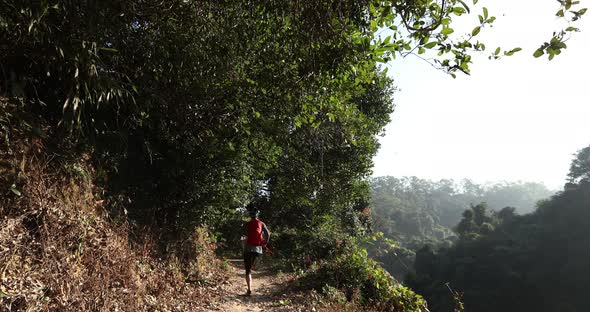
[372,0,590,191]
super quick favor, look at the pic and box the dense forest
[368,177,554,279]
[407,146,590,312]
[0,0,586,311]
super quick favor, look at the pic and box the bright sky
[372,0,590,190]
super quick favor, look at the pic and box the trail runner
[241,206,270,296]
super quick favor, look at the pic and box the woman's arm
[261,222,270,243]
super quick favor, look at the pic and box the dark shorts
[243,251,260,274]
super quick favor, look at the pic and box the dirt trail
[210,259,312,312]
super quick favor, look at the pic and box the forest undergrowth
[1,99,415,311]
[0,98,228,311]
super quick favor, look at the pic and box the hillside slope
[1,100,225,310]
[1,99,426,311]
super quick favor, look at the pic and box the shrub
[301,243,428,311]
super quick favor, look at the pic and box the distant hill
[368,176,554,279]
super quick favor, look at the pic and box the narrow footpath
[210,259,316,312]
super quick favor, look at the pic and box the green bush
[270,222,344,268]
[301,242,428,311]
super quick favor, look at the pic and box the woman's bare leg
[246,273,252,294]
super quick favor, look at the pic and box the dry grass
[0,99,226,311]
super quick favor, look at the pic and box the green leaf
[419,35,430,45]
[483,7,489,19]
[418,47,426,54]
[0,289,9,299]
[504,47,523,56]
[424,41,437,49]
[10,184,21,196]
[327,113,335,122]
[99,47,119,53]
[457,0,471,13]
[533,48,544,58]
[453,7,466,16]
[383,35,391,45]
[494,47,501,55]
[556,9,565,17]
[472,26,481,36]
[441,27,454,36]
[279,299,291,305]
[475,42,486,51]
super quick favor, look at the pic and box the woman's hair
[248,209,260,218]
[246,202,259,218]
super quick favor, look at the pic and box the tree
[0,0,584,264]
[1,0,400,238]
[455,209,475,237]
[568,145,590,184]
[407,147,590,312]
